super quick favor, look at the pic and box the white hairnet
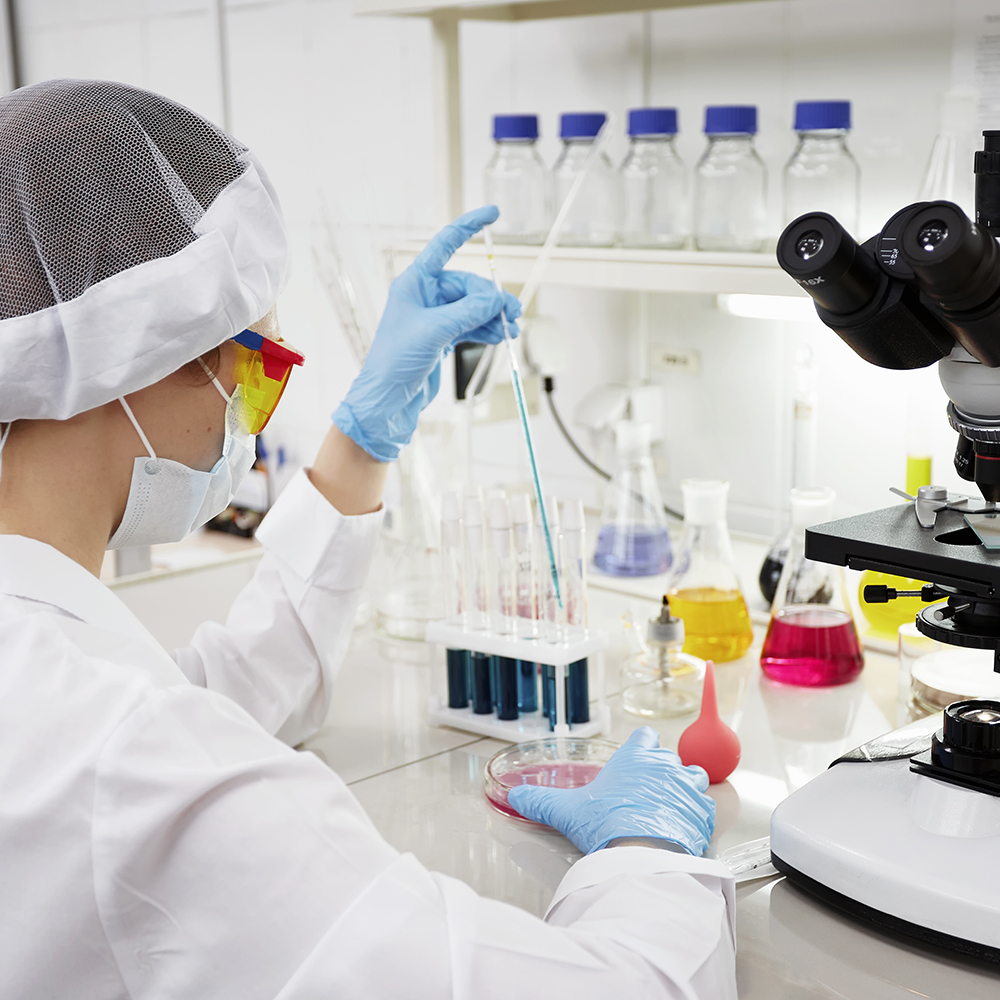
[0,79,288,422]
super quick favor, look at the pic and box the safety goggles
[231,329,305,435]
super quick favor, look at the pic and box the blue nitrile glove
[333,205,522,462]
[507,727,715,856]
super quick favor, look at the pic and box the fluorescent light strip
[718,293,818,322]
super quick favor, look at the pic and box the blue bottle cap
[493,114,539,141]
[794,100,851,131]
[704,105,757,136]
[560,112,607,139]
[628,107,678,136]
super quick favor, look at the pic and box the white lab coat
[0,469,736,999]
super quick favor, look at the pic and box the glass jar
[620,107,687,249]
[693,105,767,252]
[553,112,620,246]
[783,101,860,235]
[484,114,551,244]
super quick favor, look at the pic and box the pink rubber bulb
[677,660,741,784]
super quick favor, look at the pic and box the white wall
[9,0,994,538]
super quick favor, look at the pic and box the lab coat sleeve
[92,684,737,1000]
[170,468,382,745]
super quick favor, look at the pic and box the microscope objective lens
[917,221,948,250]
[795,231,824,260]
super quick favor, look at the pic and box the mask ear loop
[0,421,11,481]
[198,356,234,405]
[118,397,157,460]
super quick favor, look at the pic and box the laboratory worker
[0,80,736,999]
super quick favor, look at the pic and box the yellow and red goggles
[231,329,305,435]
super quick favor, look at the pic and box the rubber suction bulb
[677,660,741,784]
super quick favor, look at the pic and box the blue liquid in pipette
[593,524,672,577]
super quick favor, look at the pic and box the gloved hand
[507,727,715,856]
[333,205,521,462]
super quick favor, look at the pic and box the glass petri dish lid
[484,737,620,820]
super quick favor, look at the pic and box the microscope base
[770,716,1000,965]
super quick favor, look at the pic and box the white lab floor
[301,585,1000,997]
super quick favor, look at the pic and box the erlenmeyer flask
[668,480,753,662]
[593,421,671,576]
[621,599,705,718]
[760,487,863,686]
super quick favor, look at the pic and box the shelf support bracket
[430,13,463,225]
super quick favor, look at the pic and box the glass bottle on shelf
[621,598,705,718]
[620,107,687,249]
[593,420,672,577]
[693,105,766,252]
[667,479,753,662]
[783,101,860,235]
[484,114,551,244]
[553,112,620,247]
[761,487,864,686]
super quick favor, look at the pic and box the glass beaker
[667,479,753,662]
[593,421,672,577]
[621,599,705,718]
[761,487,864,686]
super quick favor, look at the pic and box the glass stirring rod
[482,225,563,610]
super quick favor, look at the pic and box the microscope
[768,132,1000,964]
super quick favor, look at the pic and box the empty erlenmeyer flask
[760,487,863,686]
[667,479,753,662]
[593,421,671,576]
[621,598,705,718]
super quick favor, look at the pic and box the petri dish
[910,648,1000,714]
[484,737,619,820]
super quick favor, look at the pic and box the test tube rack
[425,620,610,741]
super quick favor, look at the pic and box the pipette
[483,224,563,610]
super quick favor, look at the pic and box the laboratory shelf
[387,240,804,296]
[355,0,786,21]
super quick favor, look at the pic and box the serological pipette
[482,224,563,610]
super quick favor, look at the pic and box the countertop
[301,583,1000,997]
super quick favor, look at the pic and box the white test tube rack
[425,620,611,741]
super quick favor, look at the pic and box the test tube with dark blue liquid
[495,656,519,720]
[518,660,538,712]
[441,492,469,709]
[471,651,493,713]
[568,658,589,723]
[562,501,590,726]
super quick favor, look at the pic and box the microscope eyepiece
[795,231,825,260]
[916,220,949,251]
[777,213,881,314]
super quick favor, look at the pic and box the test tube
[562,499,590,724]
[536,496,563,642]
[489,497,519,720]
[464,494,493,714]
[511,494,538,712]
[441,491,469,709]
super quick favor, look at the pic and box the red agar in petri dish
[484,739,619,820]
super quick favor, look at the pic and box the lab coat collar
[0,534,157,646]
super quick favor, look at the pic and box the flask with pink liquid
[760,487,863,687]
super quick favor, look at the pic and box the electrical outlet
[653,347,702,375]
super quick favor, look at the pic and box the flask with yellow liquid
[858,455,933,640]
[668,479,754,662]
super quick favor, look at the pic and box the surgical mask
[107,372,257,550]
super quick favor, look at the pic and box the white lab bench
[301,583,1000,997]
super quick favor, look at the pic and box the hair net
[0,79,288,423]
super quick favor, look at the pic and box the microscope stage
[806,503,1000,598]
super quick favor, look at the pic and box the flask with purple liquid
[593,420,672,577]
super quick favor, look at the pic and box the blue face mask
[106,376,257,550]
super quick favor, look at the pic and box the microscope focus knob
[942,700,1000,757]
